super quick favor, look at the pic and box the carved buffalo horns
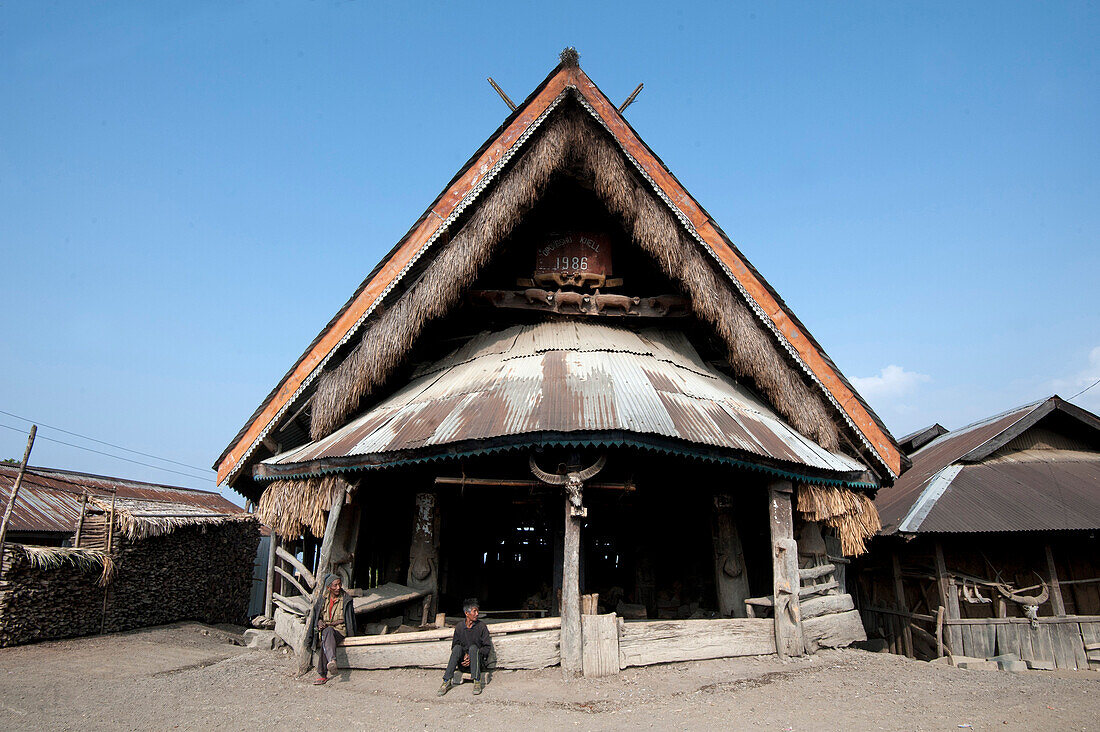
[528,454,607,485]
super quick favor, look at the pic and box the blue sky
[2,2,1097,502]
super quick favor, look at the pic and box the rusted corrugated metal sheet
[264,321,866,477]
[0,465,244,535]
[877,397,1100,534]
[913,461,1100,533]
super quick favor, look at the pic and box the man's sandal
[313,676,328,685]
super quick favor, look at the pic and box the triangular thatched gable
[216,52,903,494]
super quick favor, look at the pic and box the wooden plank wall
[1081,622,1100,671]
[956,619,1095,670]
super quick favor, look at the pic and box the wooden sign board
[534,232,612,288]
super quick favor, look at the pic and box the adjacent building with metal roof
[877,396,1100,534]
[858,396,1100,670]
[0,464,246,546]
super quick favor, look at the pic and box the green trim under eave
[253,435,879,492]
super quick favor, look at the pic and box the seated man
[309,574,356,685]
[437,598,493,696]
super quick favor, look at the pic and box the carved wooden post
[768,480,803,657]
[561,489,585,676]
[712,493,750,617]
[529,453,605,678]
[408,492,440,618]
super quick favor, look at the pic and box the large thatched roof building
[217,51,905,675]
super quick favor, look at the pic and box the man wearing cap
[437,598,493,696]
[309,574,356,685]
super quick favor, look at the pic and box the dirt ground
[0,623,1097,731]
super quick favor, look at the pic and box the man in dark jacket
[309,573,356,685]
[437,598,493,696]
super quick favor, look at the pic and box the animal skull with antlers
[528,454,607,512]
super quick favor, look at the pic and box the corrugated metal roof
[0,465,245,535]
[263,321,866,477]
[877,397,1100,533]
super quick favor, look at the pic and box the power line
[0,408,213,474]
[0,422,213,484]
[1068,377,1100,401]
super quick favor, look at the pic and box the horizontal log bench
[340,616,561,647]
[336,617,563,670]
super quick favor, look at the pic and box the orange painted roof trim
[217,63,902,484]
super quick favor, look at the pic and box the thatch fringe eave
[9,543,116,586]
[88,498,256,543]
[796,483,881,557]
[255,476,343,538]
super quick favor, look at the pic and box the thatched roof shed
[0,466,258,648]
[0,464,246,546]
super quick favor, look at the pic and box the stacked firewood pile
[0,520,259,647]
[0,545,109,646]
[103,520,259,632]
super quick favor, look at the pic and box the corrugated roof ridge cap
[8,464,217,495]
[898,423,948,445]
[910,400,1045,458]
[897,464,964,532]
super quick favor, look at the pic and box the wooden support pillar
[934,541,963,654]
[891,552,914,658]
[408,492,440,619]
[768,480,803,657]
[528,452,605,677]
[315,491,344,580]
[561,490,585,676]
[263,531,278,621]
[712,493,750,617]
[299,484,346,675]
[935,606,945,657]
[73,492,89,548]
[100,491,116,635]
[1045,544,1066,617]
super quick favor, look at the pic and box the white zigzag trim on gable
[570,88,894,480]
[224,91,571,483]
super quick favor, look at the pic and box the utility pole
[0,425,37,551]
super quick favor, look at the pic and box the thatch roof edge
[6,543,116,585]
[89,498,256,542]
